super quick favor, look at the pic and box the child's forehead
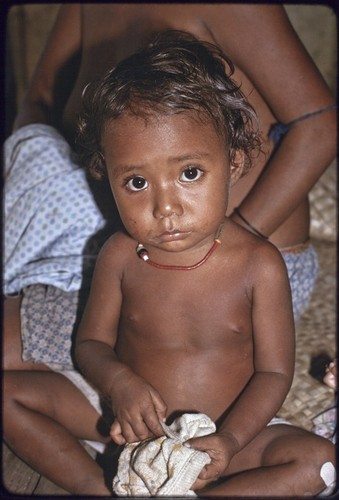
[103,109,227,144]
[102,110,230,174]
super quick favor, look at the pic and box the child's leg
[3,370,112,495]
[199,424,335,496]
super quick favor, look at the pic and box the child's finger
[142,410,165,438]
[110,420,126,445]
[150,389,167,421]
[130,416,154,442]
[191,477,211,491]
[198,462,222,481]
[185,434,214,451]
[141,389,167,436]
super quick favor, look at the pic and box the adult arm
[13,4,82,131]
[208,4,336,238]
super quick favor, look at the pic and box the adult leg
[199,424,335,496]
[3,370,112,495]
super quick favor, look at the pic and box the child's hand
[109,370,167,445]
[185,432,237,490]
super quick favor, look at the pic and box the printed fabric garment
[281,242,319,322]
[4,124,105,294]
[113,413,215,497]
[312,406,336,444]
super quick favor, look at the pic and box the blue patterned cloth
[4,124,105,295]
[20,284,78,370]
[281,242,319,323]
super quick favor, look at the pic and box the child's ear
[230,150,245,186]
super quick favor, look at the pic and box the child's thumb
[184,436,208,451]
[150,389,167,421]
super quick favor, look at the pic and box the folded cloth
[4,124,105,295]
[113,413,216,497]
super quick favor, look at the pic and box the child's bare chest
[119,263,253,350]
[117,262,254,418]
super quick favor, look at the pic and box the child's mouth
[157,230,191,243]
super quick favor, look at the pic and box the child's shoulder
[248,239,289,286]
[226,220,287,275]
[96,230,136,267]
[102,230,134,249]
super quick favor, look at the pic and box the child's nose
[153,187,183,219]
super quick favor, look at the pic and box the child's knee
[3,371,46,413]
[309,433,335,467]
[263,427,335,494]
[3,372,24,436]
[3,372,20,405]
[313,436,335,479]
[301,435,335,494]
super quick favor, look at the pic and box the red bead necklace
[136,238,221,271]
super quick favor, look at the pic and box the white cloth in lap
[113,413,215,497]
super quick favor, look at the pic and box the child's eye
[126,176,148,191]
[180,167,203,182]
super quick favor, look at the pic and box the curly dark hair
[77,30,262,179]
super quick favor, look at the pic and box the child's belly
[116,339,253,422]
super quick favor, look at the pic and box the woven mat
[278,239,336,430]
[309,161,337,242]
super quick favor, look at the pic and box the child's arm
[187,243,295,486]
[75,234,167,445]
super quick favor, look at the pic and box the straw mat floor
[278,239,336,430]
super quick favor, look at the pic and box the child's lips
[157,230,191,243]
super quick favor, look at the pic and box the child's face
[102,111,235,256]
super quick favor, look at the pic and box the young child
[75,31,335,496]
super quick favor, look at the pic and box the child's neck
[136,223,224,271]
